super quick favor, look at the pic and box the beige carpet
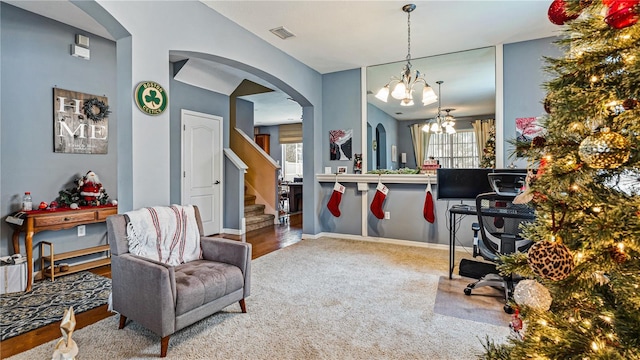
[9,238,510,359]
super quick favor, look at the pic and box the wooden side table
[8,205,117,291]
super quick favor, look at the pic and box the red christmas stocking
[326,182,345,217]
[370,183,389,219]
[424,183,435,223]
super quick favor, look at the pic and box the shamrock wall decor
[134,81,168,115]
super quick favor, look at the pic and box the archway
[375,124,387,170]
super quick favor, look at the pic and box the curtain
[279,123,303,144]
[472,119,495,163]
[410,124,431,166]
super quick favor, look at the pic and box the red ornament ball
[548,0,580,25]
[605,0,640,29]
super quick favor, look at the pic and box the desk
[448,205,534,279]
[8,205,117,291]
[448,206,477,279]
[285,182,303,213]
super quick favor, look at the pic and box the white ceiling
[6,0,561,125]
[205,1,558,74]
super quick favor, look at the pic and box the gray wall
[1,4,117,261]
[1,2,562,251]
[317,39,559,244]
[322,69,361,173]
[168,71,230,206]
[223,155,245,231]
[319,181,477,246]
[367,103,399,170]
[255,125,282,166]
[319,182,363,235]
[503,37,562,167]
[236,98,254,137]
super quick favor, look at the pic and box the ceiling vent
[269,26,295,40]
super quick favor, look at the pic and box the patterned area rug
[0,271,111,340]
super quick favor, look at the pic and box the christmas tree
[480,125,496,168]
[484,1,639,358]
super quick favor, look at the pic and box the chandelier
[374,4,437,107]
[422,81,456,133]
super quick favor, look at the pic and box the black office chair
[464,192,534,313]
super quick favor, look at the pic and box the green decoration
[82,98,111,122]
[482,2,640,358]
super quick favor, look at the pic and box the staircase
[244,194,275,232]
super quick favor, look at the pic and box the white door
[181,110,223,235]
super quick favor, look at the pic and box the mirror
[366,47,496,170]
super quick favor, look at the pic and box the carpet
[0,271,111,341]
[8,238,510,359]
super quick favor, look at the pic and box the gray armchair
[106,206,251,357]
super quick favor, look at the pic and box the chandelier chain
[406,9,411,62]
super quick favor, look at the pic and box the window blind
[279,123,303,144]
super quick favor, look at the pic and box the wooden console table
[8,205,117,292]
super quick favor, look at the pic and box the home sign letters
[54,88,109,154]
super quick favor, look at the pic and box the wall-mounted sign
[54,88,109,154]
[134,81,168,115]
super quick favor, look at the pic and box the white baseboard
[301,232,471,253]
[223,228,244,236]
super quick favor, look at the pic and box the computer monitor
[436,168,494,200]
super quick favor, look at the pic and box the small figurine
[79,171,103,204]
[353,153,363,174]
[52,307,78,360]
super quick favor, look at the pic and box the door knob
[214,180,220,185]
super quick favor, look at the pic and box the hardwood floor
[0,220,302,359]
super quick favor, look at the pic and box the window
[427,130,478,168]
[281,143,303,182]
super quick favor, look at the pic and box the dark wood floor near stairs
[0,218,302,359]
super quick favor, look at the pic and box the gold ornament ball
[578,129,630,169]
[528,240,574,281]
[568,122,586,135]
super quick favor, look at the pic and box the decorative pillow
[125,205,202,265]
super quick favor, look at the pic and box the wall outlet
[77,225,86,237]
[384,211,390,220]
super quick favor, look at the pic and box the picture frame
[329,129,353,160]
[337,166,348,174]
[53,88,110,154]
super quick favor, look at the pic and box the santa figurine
[79,170,103,204]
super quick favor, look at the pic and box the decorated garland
[82,98,111,122]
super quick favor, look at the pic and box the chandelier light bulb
[445,125,456,134]
[421,123,430,132]
[391,82,407,100]
[375,85,390,102]
[422,86,437,105]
